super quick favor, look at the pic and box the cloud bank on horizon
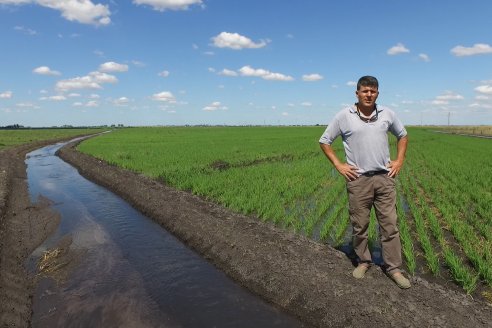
[1,0,492,126]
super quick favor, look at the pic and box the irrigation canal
[25,141,304,327]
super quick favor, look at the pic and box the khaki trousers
[346,174,402,274]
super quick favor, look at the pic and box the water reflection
[27,142,303,328]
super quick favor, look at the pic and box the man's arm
[319,143,359,181]
[387,135,408,177]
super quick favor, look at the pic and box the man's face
[356,86,379,108]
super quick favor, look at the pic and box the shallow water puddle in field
[25,142,303,328]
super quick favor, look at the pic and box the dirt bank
[1,138,492,328]
[0,140,67,327]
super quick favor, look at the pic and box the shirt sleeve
[388,111,407,139]
[319,115,341,145]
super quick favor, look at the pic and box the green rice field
[74,126,491,293]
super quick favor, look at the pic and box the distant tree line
[1,124,25,129]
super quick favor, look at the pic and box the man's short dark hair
[357,76,379,90]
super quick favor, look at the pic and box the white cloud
[218,69,238,77]
[16,102,38,108]
[469,103,492,110]
[133,0,202,11]
[43,0,110,25]
[346,81,357,87]
[86,100,99,107]
[301,102,312,107]
[14,25,37,35]
[203,101,228,111]
[72,102,83,107]
[158,70,170,77]
[431,91,464,106]
[55,71,117,91]
[302,73,323,82]
[475,95,489,100]
[240,65,266,77]
[89,93,100,99]
[89,71,118,83]
[152,91,176,102]
[132,60,146,67]
[239,65,294,81]
[475,85,492,95]
[40,95,66,101]
[1,0,111,25]
[0,91,13,99]
[99,61,129,72]
[418,53,430,62]
[68,93,81,97]
[387,43,410,55]
[281,112,289,116]
[33,66,61,76]
[113,97,130,106]
[56,77,98,91]
[431,99,448,105]
[211,32,268,50]
[51,95,66,101]
[451,43,492,57]
[436,91,464,101]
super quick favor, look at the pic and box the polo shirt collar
[348,104,383,114]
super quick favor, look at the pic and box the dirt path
[1,138,492,327]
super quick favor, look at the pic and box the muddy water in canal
[26,142,304,328]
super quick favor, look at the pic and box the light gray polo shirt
[319,105,407,174]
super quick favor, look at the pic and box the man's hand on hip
[387,160,404,178]
[336,163,360,181]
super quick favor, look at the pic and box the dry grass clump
[38,248,66,273]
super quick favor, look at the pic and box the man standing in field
[319,76,411,289]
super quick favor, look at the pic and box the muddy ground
[0,140,66,328]
[1,138,492,327]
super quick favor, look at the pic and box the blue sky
[1,0,492,127]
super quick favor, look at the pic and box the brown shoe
[352,264,369,279]
[391,272,411,289]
